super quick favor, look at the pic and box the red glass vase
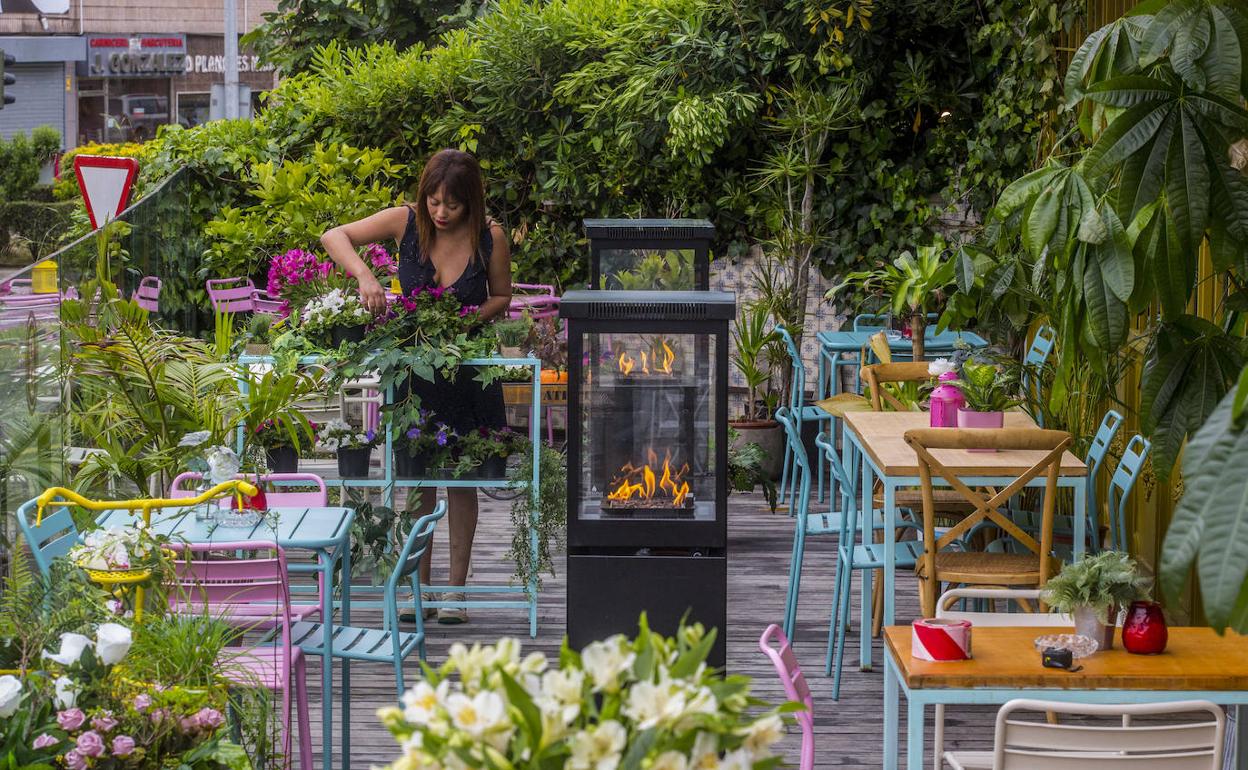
[230,482,267,511]
[1122,600,1168,655]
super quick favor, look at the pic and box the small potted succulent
[949,359,1020,447]
[1043,551,1151,652]
[318,419,377,479]
[394,411,453,479]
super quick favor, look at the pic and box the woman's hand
[359,275,388,315]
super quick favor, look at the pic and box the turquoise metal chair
[816,432,924,699]
[1107,434,1152,554]
[287,502,446,698]
[777,408,855,641]
[852,313,891,333]
[1022,325,1056,426]
[981,410,1124,558]
[776,326,837,509]
[14,497,80,578]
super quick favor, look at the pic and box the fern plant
[1043,551,1150,623]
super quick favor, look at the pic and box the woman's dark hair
[411,149,487,263]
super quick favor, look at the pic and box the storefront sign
[83,34,186,78]
[185,54,274,74]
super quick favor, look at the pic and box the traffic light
[1,51,15,108]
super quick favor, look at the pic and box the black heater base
[567,550,727,669]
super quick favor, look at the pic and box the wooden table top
[885,626,1248,691]
[842,411,1087,478]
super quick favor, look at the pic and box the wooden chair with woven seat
[903,427,1073,618]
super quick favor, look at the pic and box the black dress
[396,208,507,433]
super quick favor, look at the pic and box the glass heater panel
[598,248,697,291]
[578,331,716,522]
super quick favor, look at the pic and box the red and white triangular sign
[73,155,139,230]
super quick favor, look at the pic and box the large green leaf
[1165,110,1211,253]
[1142,319,1248,480]
[1082,244,1129,353]
[1160,364,1248,630]
[1083,100,1172,177]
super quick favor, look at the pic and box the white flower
[676,684,718,729]
[928,358,955,377]
[623,678,686,730]
[178,430,212,447]
[96,623,132,665]
[205,445,240,486]
[651,751,689,770]
[689,733,720,770]
[401,681,446,725]
[54,676,80,709]
[568,719,627,770]
[447,642,493,692]
[519,651,548,675]
[446,690,510,747]
[719,749,753,770]
[0,675,21,717]
[537,668,585,726]
[43,632,93,666]
[581,636,636,694]
[743,714,785,758]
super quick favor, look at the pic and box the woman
[321,149,511,624]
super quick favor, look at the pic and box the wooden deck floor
[301,490,1002,769]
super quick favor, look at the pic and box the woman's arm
[478,222,512,322]
[320,206,410,315]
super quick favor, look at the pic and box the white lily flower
[581,635,636,694]
[568,719,626,770]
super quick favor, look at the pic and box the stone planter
[730,419,784,480]
[1073,604,1116,652]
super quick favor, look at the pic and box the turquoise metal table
[840,410,1088,673]
[95,505,355,770]
[883,625,1248,770]
[236,354,543,638]
[812,328,989,504]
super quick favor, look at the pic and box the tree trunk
[910,314,926,361]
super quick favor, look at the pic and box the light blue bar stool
[776,407,856,641]
[1107,434,1152,554]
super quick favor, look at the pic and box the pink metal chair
[759,624,815,770]
[206,277,258,313]
[170,472,328,508]
[132,276,162,312]
[167,542,311,769]
[507,282,560,320]
[252,290,286,315]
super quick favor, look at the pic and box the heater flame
[615,340,677,376]
[607,449,691,507]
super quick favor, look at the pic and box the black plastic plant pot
[394,450,430,479]
[266,446,298,474]
[331,323,368,346]
[337,447,372,478]
[479,455,507,479]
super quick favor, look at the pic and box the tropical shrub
[0,126,60,201]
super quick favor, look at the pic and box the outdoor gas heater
[584,218,714,291]
[561,290,733,667]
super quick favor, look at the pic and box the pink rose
[111,735,136,757]
[195,707,224,730]
[57,708,86,731]
[149,707,171,724]
[75,731,105,758]
[32,733,58,750]
[91,711,118,732]
[179,716,199,734]
[131,693,151,713]
[63,749,87,770]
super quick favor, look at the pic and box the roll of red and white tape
[912,618,972,661]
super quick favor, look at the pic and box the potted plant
[730,299,783,479]
[452,426,522,480]
[299,287,373,346]
[493,315,534,357]
[252,418,316,473]
[1043,551,1150,652]
[318,419,377,479]
[376,617,787,769]
[827,242,955,360]
[950,358,1020,439]
[394,411,453,479]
